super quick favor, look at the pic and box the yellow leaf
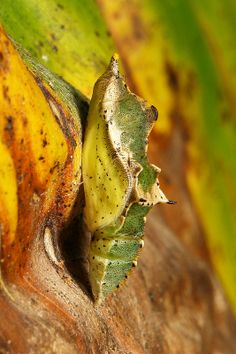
[0,27,84,252]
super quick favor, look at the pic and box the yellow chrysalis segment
[82,63,132,233]
[82,120,130,232]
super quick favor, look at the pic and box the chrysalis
[82,54,172,304]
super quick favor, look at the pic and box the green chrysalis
[82,55,171,304]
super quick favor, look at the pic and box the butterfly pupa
[82,55,171,304]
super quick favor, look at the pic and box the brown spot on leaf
[50,33,57,41]
[57,3,64,10]
[165,61,179,91]
[49,161,60,174]
[52,45,58,53]
[22,117,28,127]
[4,115,13,132]
[3,85,10,103]
[131,13,147,41]
[42,138,48,147]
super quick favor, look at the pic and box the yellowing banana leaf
[0,27,85,270]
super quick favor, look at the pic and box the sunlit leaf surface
[0,0,115,97]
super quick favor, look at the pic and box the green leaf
[0,0,115,97]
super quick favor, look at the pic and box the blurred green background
[0,0,235,310]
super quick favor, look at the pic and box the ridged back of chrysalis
[82,56,170,304]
